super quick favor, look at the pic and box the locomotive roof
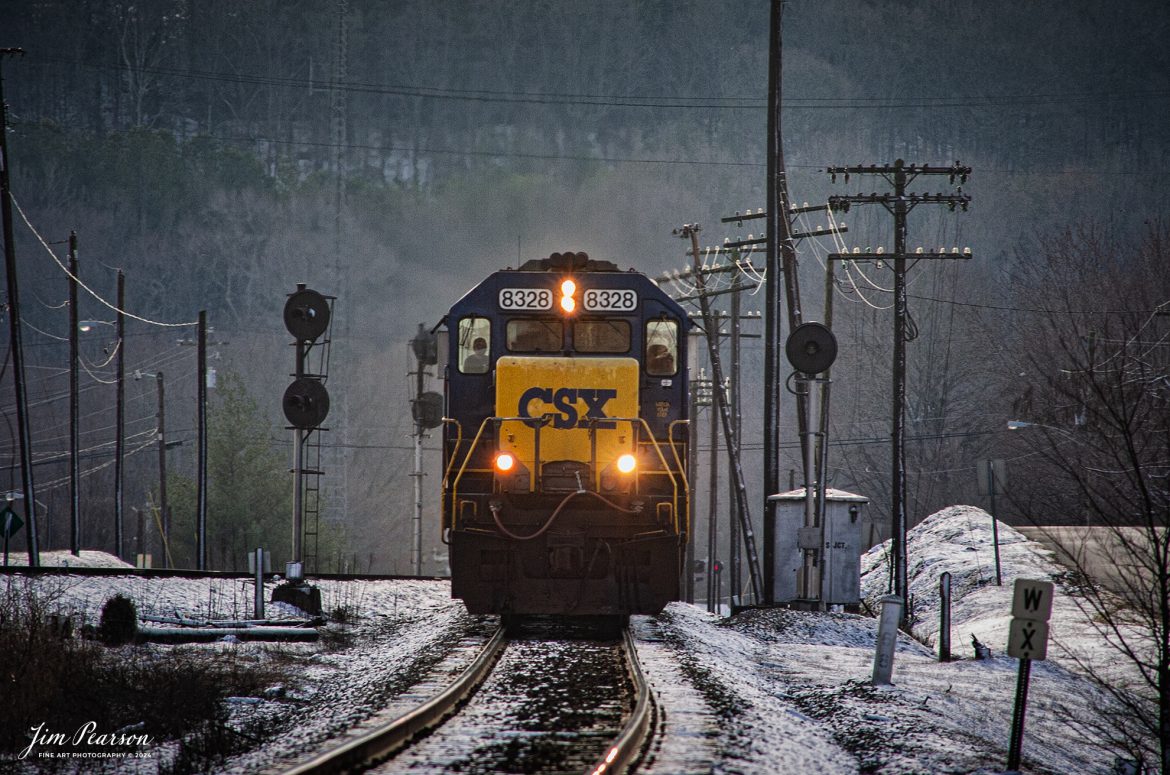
[443,250,690,328]
[515,251,620,273]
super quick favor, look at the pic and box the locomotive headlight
[559,279,577,313]
[616,453,637,474]
[495,453,515,472]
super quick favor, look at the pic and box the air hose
[489,489,641,541]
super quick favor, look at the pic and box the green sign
[1,507,23,538]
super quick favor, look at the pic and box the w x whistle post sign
[1007,579,1054,660]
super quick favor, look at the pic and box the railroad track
[278,622,655,775]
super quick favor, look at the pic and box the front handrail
[449,417,493,528]
[607,416,682,532]
[441,417,463,491]
[667,419,691,535]
[448,414,687,532]
[441,417,463,533]
[666,419,690,494]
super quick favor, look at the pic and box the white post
[872,594,904,685]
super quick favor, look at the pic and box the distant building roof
[768,487,869,503]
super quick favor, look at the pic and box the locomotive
[440,251,691,617]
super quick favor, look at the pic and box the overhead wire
[29,289,69,310]
[79,338,121,371]
[34,435,159,494]
[22,319,68,342]
[12,195,198,328]
[30,56,1170,111]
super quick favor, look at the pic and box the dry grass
[0,579,290,772]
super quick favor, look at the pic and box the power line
[905,293,1164,315]
[12,195,199,327]
[26,56,1170,111]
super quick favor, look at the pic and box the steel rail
[587,627,657,775]
[0,565,449,582]
[276,626,507,774]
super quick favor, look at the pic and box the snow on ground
[3,567,482,773]
[2,508,1150,774]
[3,549,135,569]
[861,504,1148,694]
[640,505,1135,774]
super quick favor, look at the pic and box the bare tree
[1007,224,1169,772]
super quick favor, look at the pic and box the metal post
[1006,658,1033,770]
[196,310,207,570]
[0,49,37,566]
[254,547,266,620]
[68,231,79,555]
[817,250,835,598]
[134,506,144,562]
[801,376,818,601]
[939,571,952,662]
[685,379,697,604]
[155,372,169,567]
[291,334,305,575]
[412,345,425,576]
[891,159,909,619]
[412,420,423,576]
[707,397,718,612]
[114,270,125,559]
[989,460,1002,586]
[871,594,904,685]
[713,560,722,614]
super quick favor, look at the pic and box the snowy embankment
[641,505,1127,775]
[3,564,481,774]
[860,505,1145,689]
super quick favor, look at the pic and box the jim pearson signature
[18,721,154,760]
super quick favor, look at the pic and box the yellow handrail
[667,419,690,493]
[606,416,684,532]
[449,417,493,530]
[441,417,463,490]
[668,419,691,535]
[440,417,463,532]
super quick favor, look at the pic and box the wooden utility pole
[678,224,763,603]
[155,371,169,567]
[764,0,804,604]
[0,48,38,565]
[728,267,743,606]
[827,160,972,618]
[69,232,79,554]
[114,270,125,559]
[196,310,207,570]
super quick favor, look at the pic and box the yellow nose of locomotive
[494,355,639,492]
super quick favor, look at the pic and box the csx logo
[518,387,618,429]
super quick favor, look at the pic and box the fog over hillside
[2,0,1166,571]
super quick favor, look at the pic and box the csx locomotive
[441,251,690,617]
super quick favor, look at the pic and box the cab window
[458,316,491,374]
[506,319,563,352]
[645,319,678,376]
[574,320,630,353]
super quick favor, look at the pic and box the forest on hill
[2,0,1167,572]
